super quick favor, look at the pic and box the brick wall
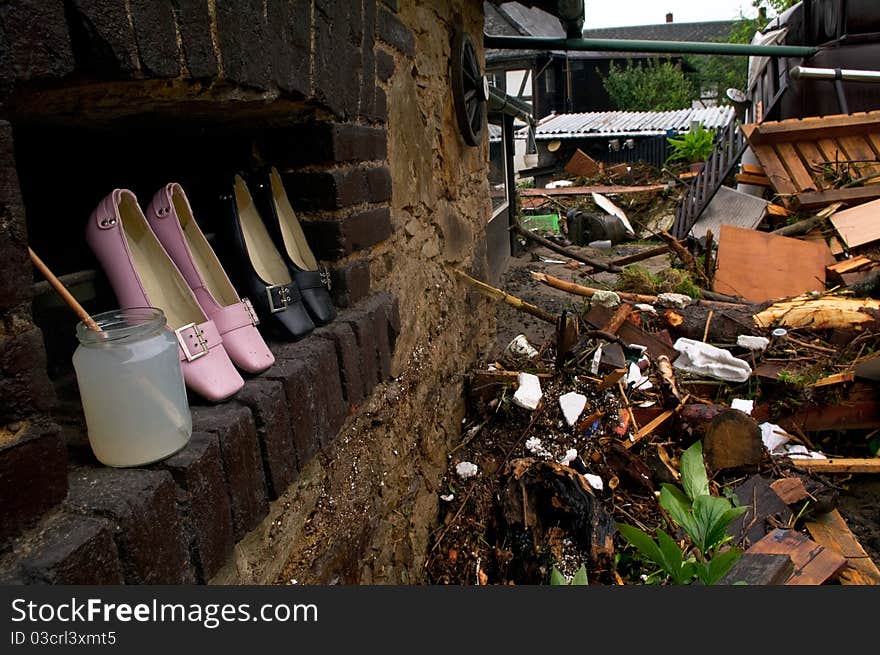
[0,0,495,584]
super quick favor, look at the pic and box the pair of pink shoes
[85,184,275,402]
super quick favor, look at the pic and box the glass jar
[72,307,192,467]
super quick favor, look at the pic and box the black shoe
[214,173,315,340]
[247,167,337,326]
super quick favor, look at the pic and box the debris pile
[429,113,880,585]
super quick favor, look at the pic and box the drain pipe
[483,34,819,58]
[790,65,880,114]
[488,87,535,127]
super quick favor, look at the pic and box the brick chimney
[666,12,673,23]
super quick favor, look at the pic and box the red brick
[329,258,372,308]
[261,356,320,469]
[314,321,365,406]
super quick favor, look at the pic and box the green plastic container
[522,213,560,232]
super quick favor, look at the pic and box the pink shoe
[85,189,244,402]
[145,183,275,374]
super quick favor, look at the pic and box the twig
[512,222,622,272]
[702,310,714,342]
[454,268,556,324]
[429,480,480,554]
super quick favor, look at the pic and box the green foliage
[614,265,701,299]
[550,564,588,585]
[666,123,715,165]
[600,58,697,111]
[615,441,747,585]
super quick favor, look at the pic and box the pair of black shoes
[216,167,335,340]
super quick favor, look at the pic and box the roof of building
[582,20,737,43]
[528,105,735,139]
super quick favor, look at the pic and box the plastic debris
[737,335,770,351]
[559,392,588,426]
[455,461,478,479]
[590,346,603,375]
[656,292,694,309]
[784,444,827,460]
[440,493,455,502]
[513,372,543,410]
[672,338,752,383]
[559,448,578,466]
[627,361,653,390]
[588,239,612,249]
[760,422,791,453]
[591,192,636,237]
[591,289,621,308]
[545,179,574,189]
[730,398,754,415]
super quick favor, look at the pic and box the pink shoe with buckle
[85,189,244,402]
[145,183,275,374]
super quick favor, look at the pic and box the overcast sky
[584,0,761,28]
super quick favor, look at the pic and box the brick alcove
[0,0,414,584]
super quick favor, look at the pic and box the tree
[688,0,800,104]
[600,58,697,111]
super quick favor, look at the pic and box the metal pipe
[488,87,535,126]
[791,65,880,82]
[483,34,819,58]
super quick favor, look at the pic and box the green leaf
[659,484,699,542]
[550,565,568,586]
[656,529,695,584]
[680,441,710,501]
[616,523,664,568]
[692,495,748,553]
[571,565,589,586]
[704,548,743,585]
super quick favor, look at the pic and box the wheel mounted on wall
[451,28,488,147]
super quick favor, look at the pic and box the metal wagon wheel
[451,29,488,147]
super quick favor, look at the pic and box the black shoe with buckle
[247,166,337,326]
[213,173,315,340]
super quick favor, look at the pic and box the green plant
[550,564,588,585]
[600,58,697,111]
[616,441,747,585]
[666,124,716,165]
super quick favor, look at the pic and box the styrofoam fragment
[591,290,621,308]
[730,398,754,415]
[656,292,694,309]
[760,422,790,453]
[455,461,478,479]
[559,448,578,466]
[737,335,770,351]
[634,303,657,315]
[584,473,604,491]
[559,392,588,427]
[672,338,752,382]
[513,372,543,410]
[628,362,653,390]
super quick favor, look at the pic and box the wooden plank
[718,553,794,585]
[564,149,600,178]
[746,528,847,585]
[741,163,765,176]
[520,184,665,197]
[827,255,874,274]
[839,135,880,179]
[806,509,880,586]
[830,197,880,248]
[767,203,792,217]
[811,371,855,388]
[777,382,880,432]
[787,458,880,473]
[743,111,880,145]
[729,475,794,547]
[816,137,848,183]
[796,141,834,188]
[794,185,880,209]
[713,225,827,303]
[749,144,800,195]
[735,173,772,186]
[776,142,817,191]
[584,304,679,361]
[770,477,810,505]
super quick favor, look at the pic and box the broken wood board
[564,149,600,178]
[584,305,679,361]
[777,383,880,432]
[729,475,793,548]
[770,477,811,505]
[714,225,827,303]
[828,255,874,275]
[746,528,847,585]
[830,197,880,249]
[806,509,880,586]
[742,111,880,207]
[754,294,880,330]
[811,371,855,388]
[786,458,880,474]
[521,184,666,197]
[735,172,772,187]
[688,185,769,241]
[718,553,794,585]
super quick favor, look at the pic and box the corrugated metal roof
[528,106,735,139]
